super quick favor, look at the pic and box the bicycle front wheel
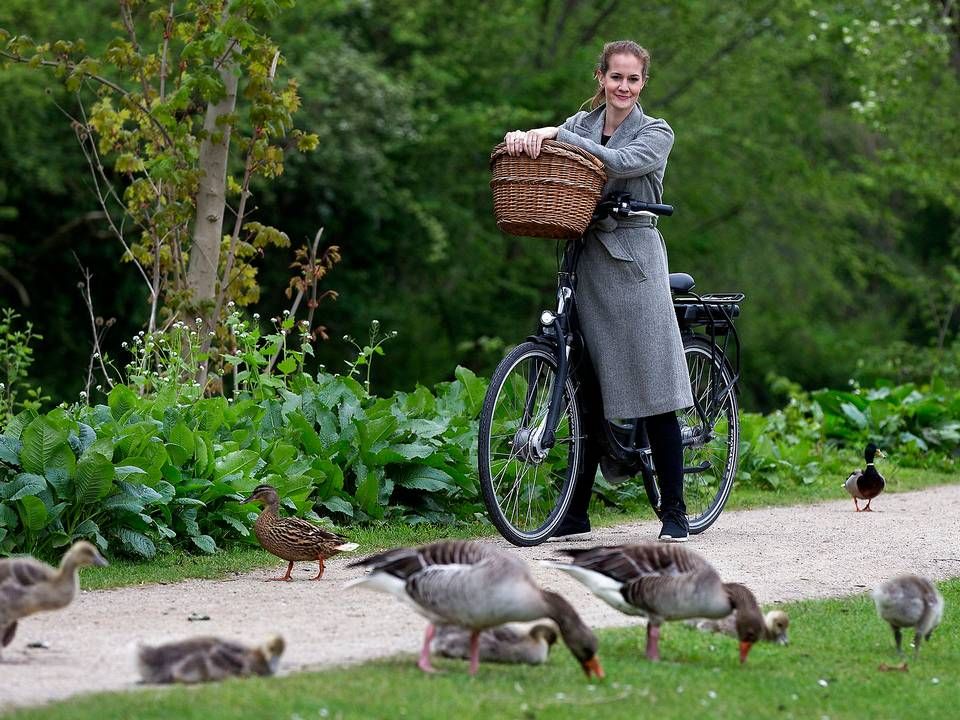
[678,334,740,534]
[478,341,583,546]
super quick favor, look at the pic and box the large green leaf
[317,495,353,517]
[108,384,139,420]
[397,466,455,492]
[19,417,73,477]
[213,449,260,481]
[75,453,117,505]
[2,409,39,440]
[192,534,216,554]
[454,365,486,417]
[117,527,156,558]
[353,463,380,516]
[2,473,47,501]
[0,436,22,466]
[288,412,325,455]
[168,422,196,456]
[357,415,399,457]
[18,495,48,533]
[0,502,19,528]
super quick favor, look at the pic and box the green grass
[80,520,492,590]
[78,466,958,591]
[10,579,958,720]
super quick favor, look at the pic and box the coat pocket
[594,230,647,284]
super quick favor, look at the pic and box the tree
[1,0,320,387]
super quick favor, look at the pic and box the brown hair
[587,40,651,110]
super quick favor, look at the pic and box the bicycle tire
[478,341,583,546]
[674,334,740,533]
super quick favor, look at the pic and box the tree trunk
[186,45,239,313]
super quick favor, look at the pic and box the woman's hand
[504,129,527,157]
[524,127,558,159]
[503,126,558,158]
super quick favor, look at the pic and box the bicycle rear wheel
[674,334,740,533]
[478,341,583,546]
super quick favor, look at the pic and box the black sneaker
[546,516,593,543]
[658,508,689,543]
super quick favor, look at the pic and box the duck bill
[582,655,605,679]
[739,641,754,664]
[776,633,789,646]
[94,555,110,567]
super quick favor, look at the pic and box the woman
[504,40,693,542]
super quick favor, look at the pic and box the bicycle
[477,192,745,546]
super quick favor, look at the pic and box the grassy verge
[80,519,492,591]
[11,579,958,720]
[78,466,958,591]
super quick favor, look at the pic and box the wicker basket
[490,140,607,239]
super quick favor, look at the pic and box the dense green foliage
[1,1,958,411]
[9,579,960,720]
[1,307,957,560]
[0,361,485,559]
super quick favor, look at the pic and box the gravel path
[3,484,959,711]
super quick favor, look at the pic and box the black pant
[564,410,685,525]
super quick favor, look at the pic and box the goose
[873,574,944,657]
[0,541,108,657]
[137,635,285,683]
[243,484,359,581]
[688,609,790,645]
[346,540,603,677]
[544,544,764,663]
[843,442,886,512]
[431,622,558,665]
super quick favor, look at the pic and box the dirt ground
[3,484,959,711]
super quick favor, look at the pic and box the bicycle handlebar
[623,200,674,217]
[591,192,674,223]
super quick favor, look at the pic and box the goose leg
[853,498,860,512]
[311,555,326,580]
[862,499,873,512]
[418,624,438,673]
[468,630,482,675]
[893,627,903,655]
[645,622,661,662]
[268,561,295,582]
[913,630,923,658]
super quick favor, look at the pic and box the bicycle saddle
[669,273,696,294]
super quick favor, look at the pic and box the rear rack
[673,291,745,405]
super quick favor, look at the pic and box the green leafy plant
[0,308,47,422]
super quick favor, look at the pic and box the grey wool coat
[556,104,693,419]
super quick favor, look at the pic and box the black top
[600,134,611,146]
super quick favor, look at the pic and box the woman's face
[599,53,645,112]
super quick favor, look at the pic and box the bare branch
[577,0,620,46]
[266,227,324,373]
[159,1,176,100]
[75,260,117,395]
[0,266,30,306]
[658,1,780,110]
[69,97,155,297]
[0,50,175,148]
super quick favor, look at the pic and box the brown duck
[545,543,765,663]
[0,541,108,657]
[244,484,358,581]
[137,635,285,684]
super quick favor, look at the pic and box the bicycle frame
[529,236,743,477]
